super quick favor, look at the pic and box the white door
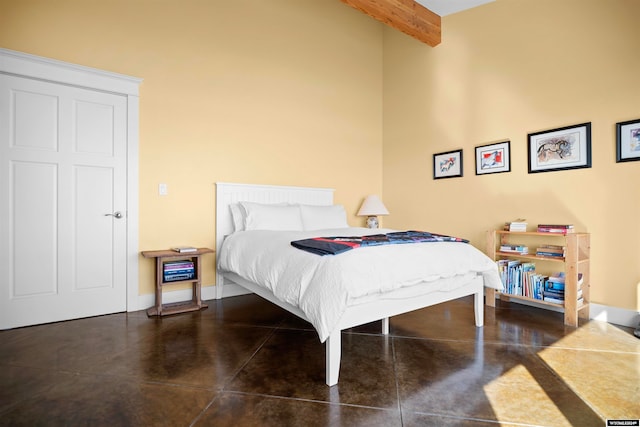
[0,73,128,329]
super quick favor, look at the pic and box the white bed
[215,182,502,386]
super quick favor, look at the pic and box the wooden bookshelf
[486,230,590,326]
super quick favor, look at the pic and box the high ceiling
[340,0,495,46]
[415,0,494,16]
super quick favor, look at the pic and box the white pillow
[229,203,246,232]
[300,204,348,230]
[241,202,304,231]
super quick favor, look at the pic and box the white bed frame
[215,182,485,386]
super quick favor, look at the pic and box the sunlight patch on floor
[536,320,640,420]
[484,364,572,426]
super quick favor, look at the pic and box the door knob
[105,211,123,219]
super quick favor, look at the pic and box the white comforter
[217,227,502,342]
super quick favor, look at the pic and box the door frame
[0,48,144,312]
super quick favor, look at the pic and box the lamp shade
[357,195,389,216]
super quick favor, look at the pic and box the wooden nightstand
[142,248,214,316]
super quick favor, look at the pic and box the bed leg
[325,332,341,386]
[381,317,390,335]
[215,273,224,299]
[475,290,484,327]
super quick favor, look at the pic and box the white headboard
[215,182,335,298]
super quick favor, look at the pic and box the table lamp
[357,195,389,228]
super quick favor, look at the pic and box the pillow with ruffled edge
[229,203,246,232]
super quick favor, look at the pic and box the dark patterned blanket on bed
[291,231,469,256]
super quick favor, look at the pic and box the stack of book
[504,219,528,232]
[537,224,574,234]
[542,272,584,305]
[535,244,566,258]
[163,261,195,282]
[543,273,566,304]
[500,244,529,255]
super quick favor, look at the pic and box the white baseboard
[590,303,640,329]
[129,283,217,313]
[218,283,252,298]
[487,295,639,329]
[131,287,639,329]
[130,283,250,313]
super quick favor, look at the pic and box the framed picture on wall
[528,122,591,173]
[433,149,463,179]
[475,141,510,175]
[616,118,640,163]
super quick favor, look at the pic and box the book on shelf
[545,280,565,292]
[163,260,195,282]
[504,219,528,232]
[172,246,198,253]
[543,295,565,305]
[536,247,566,258]
[496,259,519,295]
[545,272,583,286]
[538,244,565,250]
[500,244,529,254]
[164,266,194,274]
[496,259,544,298]
[537,224,575,234]
[542,288,583,302]
[535,251,564,258]
[163,272,195,282]
[495,258,555,301]
[543,290,564,300]
[535,244,566,257]
[531,274,546,300]
[546,271,565,281]
[163,261,194,270]
[544,273,566,297]
[521,263,536,298]
[164,270,194,278]
[164,269,194,277]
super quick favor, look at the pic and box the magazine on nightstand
[172,246,198,253]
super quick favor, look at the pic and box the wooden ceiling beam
[340,0,441,47]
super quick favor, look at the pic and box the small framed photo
[433,149,463,179]
[616,118,640,163]
[528,122,591,173]
[475,141,510,175]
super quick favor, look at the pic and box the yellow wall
[383,0,640,311]
[2,0,639,314]
[0,0,384,294]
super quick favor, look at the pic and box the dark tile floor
[1,294,639,426]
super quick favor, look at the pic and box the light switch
[159,183,168,196]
